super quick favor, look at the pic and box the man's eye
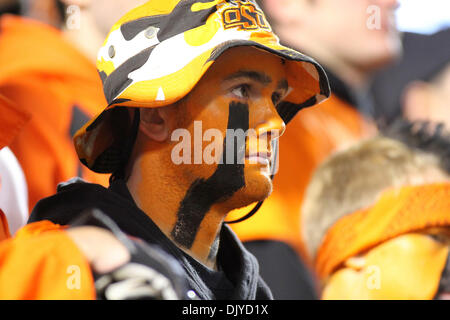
[271,92,281,106]
[231,84,251,99]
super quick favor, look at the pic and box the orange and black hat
[74,0,330,174]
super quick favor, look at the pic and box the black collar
[28,179,268,300]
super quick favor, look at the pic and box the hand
[66,210,193,300]
[66,226,131,274]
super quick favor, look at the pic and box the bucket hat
[74,0,330,173]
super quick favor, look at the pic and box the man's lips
[245,152,271,165]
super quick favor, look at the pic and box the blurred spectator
[0,94,30,239]
[228,0,401,299]
[59,0,150,63]
[303,121,450,299]
[371,28,450,128]
[19,0,64,27]
[0,147,28,235]
[0,0,147,219]
[0,0,19,14]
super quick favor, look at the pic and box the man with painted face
[21,0,330,299]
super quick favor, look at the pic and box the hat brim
[75,40,330,173]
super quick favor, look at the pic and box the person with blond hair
[302,122,450,299]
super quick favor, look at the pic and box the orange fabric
[0,94,31,150]
[0,221,95,299]
[0,209,11,241]
[229,95,376,262]
[316,183,450,279]
[0,15,109,211]
[0,94,29,241]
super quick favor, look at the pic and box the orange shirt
[0,221,95,299]
[0,15,109,211]
[229,94,376,263]
[0,94,30,151]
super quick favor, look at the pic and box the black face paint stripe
[171,101,249,249]
[276,97,317,124]
[271,92,281,106]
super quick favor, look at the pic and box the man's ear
[139,108,170,142]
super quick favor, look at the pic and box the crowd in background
[0,0,449,300]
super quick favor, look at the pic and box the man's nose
[253,99,286,140]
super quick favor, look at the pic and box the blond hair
[302,133,450,259]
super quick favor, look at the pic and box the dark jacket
[28,178,273,300]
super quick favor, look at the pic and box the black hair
[0,0,20,15]
[381,119,450,174]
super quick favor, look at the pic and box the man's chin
[225,174,273,210]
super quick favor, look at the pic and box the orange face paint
[127,46,288,267]
[175,46,287,208]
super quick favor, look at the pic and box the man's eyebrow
[224,70,272,86]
